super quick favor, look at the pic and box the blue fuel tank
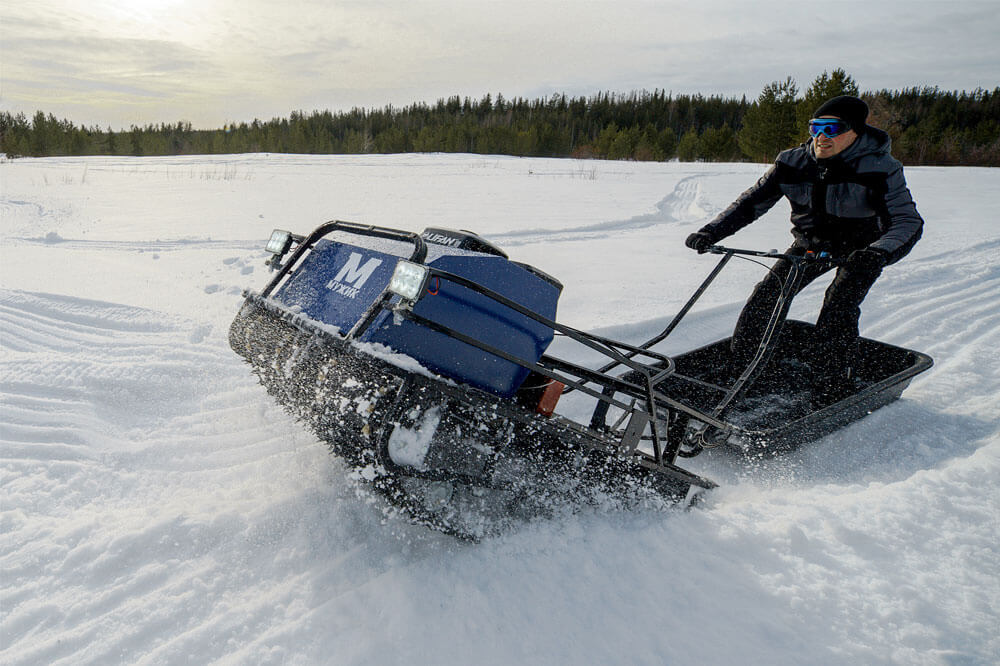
[273,228,561,397]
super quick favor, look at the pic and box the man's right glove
[685,231,715,253]
[845,247,889,274]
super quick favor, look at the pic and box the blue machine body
[274,232,560,397]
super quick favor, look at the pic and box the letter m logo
[333,252,383,289]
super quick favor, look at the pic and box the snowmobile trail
[7,236,263,253]
[862,240,1000,418]
[488,173,717,246]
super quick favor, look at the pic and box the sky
[2,0,998,130]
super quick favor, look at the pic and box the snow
[387,406,441,470]
[2,153,999,665]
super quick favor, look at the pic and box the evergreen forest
[2,71,998,166]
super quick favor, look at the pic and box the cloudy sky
[2,0,998,130]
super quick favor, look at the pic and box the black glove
[846,247,889,273]
[685,231,715,254]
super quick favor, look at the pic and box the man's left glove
[685,231,715,254]
[846,247,889,273]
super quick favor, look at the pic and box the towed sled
[230,221,932,539]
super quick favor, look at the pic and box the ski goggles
[808,118,852,138]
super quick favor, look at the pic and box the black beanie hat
[813,95,869,133]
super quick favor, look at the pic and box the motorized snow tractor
[230,220,932,539]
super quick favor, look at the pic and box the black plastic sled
[229,221,932,539]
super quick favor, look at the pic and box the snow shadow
[699,400,994,489]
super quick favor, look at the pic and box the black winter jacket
[699,128,923,263]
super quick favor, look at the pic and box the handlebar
[705,245,846,266]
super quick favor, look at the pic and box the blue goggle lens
[809,119,851,138]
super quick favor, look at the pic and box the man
[685,95,923,404]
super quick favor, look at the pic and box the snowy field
[2,153,998,665]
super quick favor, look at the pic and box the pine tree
[737,77,799,163]
[700,124,740,161]
[657,127,677,159]
[595,122,619,158]
[677,127,700,161]
[797,69,860,140]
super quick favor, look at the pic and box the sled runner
[230,221,932,538]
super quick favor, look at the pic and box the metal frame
[257,225,850,468]
[234,227,934,537]
[356,245,843,465]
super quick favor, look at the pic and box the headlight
[265,229,293,255]
[388,260,429,302]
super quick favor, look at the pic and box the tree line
[2,71,998,166]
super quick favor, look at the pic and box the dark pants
[730,244,883,387]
